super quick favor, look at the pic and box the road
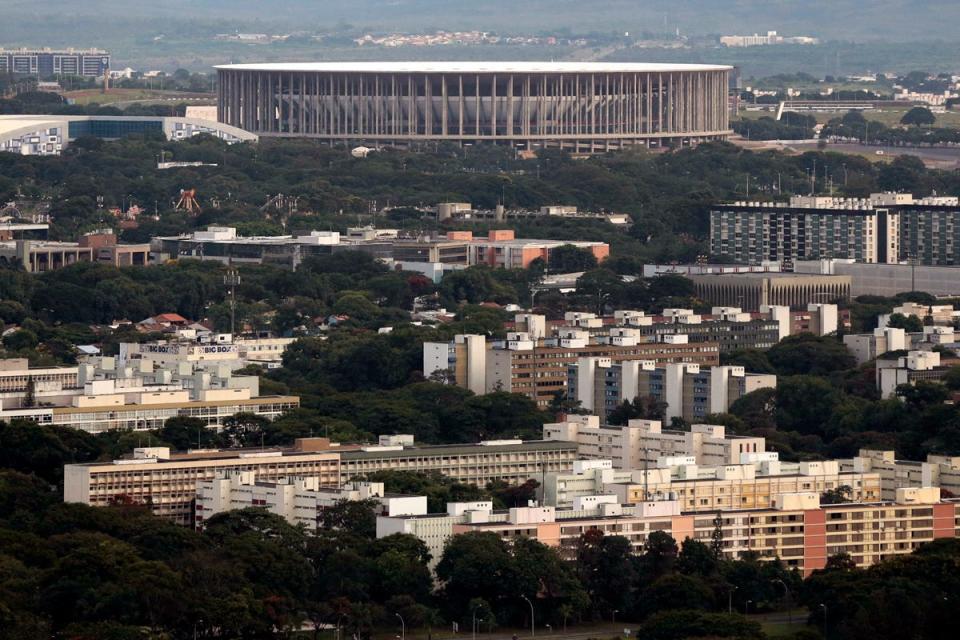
[793,142,960,168]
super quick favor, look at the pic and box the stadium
[215,62,732,151]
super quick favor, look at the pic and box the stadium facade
[216,62,732,151]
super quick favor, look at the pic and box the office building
[64,439,343,525]
[0,115,256,156]
[0,48,110,77]
[118,335,295,370]
[195,474,427,530]
[543,414,765,470]
[0,231,149,272]
[712,193,960,267]
[566,358,776,421]
[217,62,732,152]
[844,327,909,365]
[379,487,956,576]
[689,273,851,310]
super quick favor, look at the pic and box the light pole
[728,585,738,615]
[744,600,752,616]
[521,594,535,637]
[472,612,482,640]
[773,579,792,624]
[396,613,405,640]
[820,603,828,640]
[612,609,619,625]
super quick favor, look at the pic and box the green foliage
[766,334,856,376]
[900,106,936,126]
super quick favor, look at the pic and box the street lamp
[521,595,535,637]
[396,613,405,640]
[728,585,738,614]
[820,603,828,640]
[612,609,619,625]
[472,611,483,640]
[773,579,792,624]
[744,600,752,616]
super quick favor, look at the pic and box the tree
[548,244,599,272]
[319,498,378,539]
[154,416,216,451]
[220,412,270,448]
[436,532,515,623]
[767,334,855,376]
[885,313,923,332]
[821,485,853,504]
[900,106,936,126]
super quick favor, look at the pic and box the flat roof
[341,440,579,460]
[215,62,732,73]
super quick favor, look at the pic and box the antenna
[224,268,240,336]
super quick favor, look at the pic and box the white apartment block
[841,449,960,501]
[119,335,295,370]
[377,500,496,569]
[0,355,297,433]
[542,414,766,470]
[195,473,427,530]
[876,350,946,398]
[567,357,776,421]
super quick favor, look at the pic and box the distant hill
[3,0,960,42]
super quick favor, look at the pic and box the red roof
[153,313,189,323]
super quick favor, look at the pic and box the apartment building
[0,358,78,393]
[875,350,957,398]
[64,438,343,525]
[840,449,960,500]
[543,414,765,470]
[424,329,720,407]
[339,439,579,486]
[878,302,960,329]
[844,327,909,365]
[542,455,881,510]
[195,474,427,530]
[566,358,776,421]
[380,488,958,575]
[377,500,497,570]
[0,355,297,433]
[65,436,576,525]
[712,192,960,266]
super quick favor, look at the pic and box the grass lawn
[737,105,960,129]
[63,88,214,106]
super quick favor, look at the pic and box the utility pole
[224,268,240,336]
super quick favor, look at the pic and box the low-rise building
[64,438,343,525]
[0,231,149,272]
[339,439,579,486]
[566,358,776,421]
[689,273,851,311]
[543,414,766,469]
[875,349,956,398]
[195,474,427,530]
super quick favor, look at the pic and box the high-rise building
[711,193,960,266]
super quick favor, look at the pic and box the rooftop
[215,62,732,74]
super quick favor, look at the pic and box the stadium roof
[215,62,732,73]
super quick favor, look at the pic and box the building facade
[64,440,343,525]
[216,62,732,151]
[0,48,110,76]
[566,359,776,421]
[543,415,766,469]
[689,273,851,310]
[711,193,960,266]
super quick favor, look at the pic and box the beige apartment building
[441,487,957,575]
[542,457,881,511]
[64,437,578,526]
[543,414,765,470]
[64,438,342,526]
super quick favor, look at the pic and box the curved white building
[0,115,257,156]
[216,62,732,151]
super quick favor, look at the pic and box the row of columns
[218,69,730,148]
